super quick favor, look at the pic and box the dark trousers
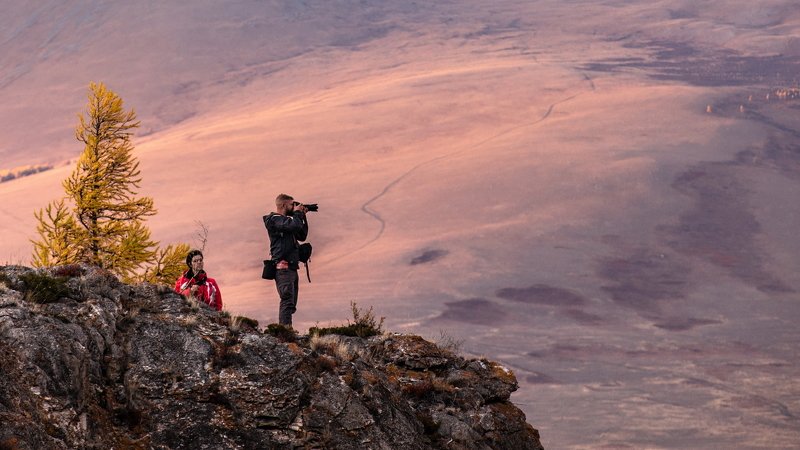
[275,269,299,325]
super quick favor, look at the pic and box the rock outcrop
[0,265,543,449]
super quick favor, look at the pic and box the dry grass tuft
[309,334,338,353]
[285,342,305,356]
[180,315,198,328]
[333,341,356,361]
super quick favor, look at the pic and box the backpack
[298,243,312,263]
[299,243,313,282]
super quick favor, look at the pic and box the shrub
[230,315,259,332]
[308,301,384,338]
[18,271,71,304]
[308,324,358,338]
[435,330,464,355]
[265,323,297,342]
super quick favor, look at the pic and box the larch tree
[32,82,188,284]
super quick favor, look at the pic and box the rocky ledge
[0,265,543,449]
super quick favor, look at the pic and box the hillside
[0,264,543,449]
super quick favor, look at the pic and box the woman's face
[191,254,204,273]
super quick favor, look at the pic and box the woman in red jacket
[174,249,223,311]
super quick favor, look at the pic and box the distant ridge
[0,164,52,183]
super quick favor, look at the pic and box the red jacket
[174,270,223,311]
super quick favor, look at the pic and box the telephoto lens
[293,202,318,212]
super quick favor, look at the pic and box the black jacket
[264,211,308,266]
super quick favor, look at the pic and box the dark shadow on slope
[653,317,722,331]
[432,298,506,326]
[496,284,587,307]
[596,248,690,312]
[660,162,793,293]
[410,249,449,266]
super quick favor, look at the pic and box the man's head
[276,193,295,215]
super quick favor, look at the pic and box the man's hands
[294,203,309,214]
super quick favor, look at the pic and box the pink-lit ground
[1,1,799,448]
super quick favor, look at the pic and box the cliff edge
[0,265,543,449]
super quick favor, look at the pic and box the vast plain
[1,1,799,448]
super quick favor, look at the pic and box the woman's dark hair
[186,249,203,268]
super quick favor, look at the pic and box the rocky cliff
[0,265,543,449]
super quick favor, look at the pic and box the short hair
[276,193,294,206]
[186,249,203,267]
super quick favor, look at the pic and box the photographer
[263,193,309,327]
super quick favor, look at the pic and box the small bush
[19,271,71,304]
[435,330,464,355]
[237,315,259,328]
[308,301,384,338]
[265,323,297,342]
[229,315,259,334]
[308,324,361,338]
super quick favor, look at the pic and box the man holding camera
[264,193,309,327]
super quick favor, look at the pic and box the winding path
[323,89,587,265]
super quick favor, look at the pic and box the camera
[293,202,319,212]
